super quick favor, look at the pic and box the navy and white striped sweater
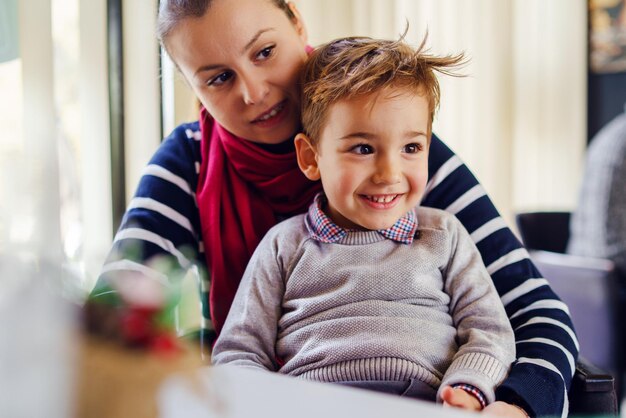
[96,122,578,417]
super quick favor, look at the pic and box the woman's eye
[256,46,275,61]
[404,143,422,154]
[208,71,233,87]
[351,144,374,155]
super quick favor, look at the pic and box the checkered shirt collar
[305,193,418,244]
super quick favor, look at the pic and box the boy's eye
[351,144,374,155]
[208,71,233,87]
[256,45,275,61]
[404,143,423,154]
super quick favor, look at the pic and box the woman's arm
[422,134,579,417]
[92,122,207,311]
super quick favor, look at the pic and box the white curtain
[294,0,588,226]
[0,0,113,290]
[17,0,61,265]
[122,1,162,203]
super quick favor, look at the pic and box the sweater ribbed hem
[446,352,508,383]
[296,357,440,387]
[439,352,510,404]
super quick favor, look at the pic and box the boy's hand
[440,385,482,411]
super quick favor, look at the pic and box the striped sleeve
[92,122,210,321]
[422,134,579,417]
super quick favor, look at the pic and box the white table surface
[158,365,480,418]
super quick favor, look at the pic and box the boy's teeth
[368,195,396,203]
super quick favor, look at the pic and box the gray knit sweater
[212,206,515,403]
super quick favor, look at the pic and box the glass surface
[0,0,86,300]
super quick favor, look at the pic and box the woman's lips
[251,100,287,127]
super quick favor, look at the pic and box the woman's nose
[240,73,269,106]
[372,155,401,185]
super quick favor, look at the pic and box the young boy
[212,36,515,411]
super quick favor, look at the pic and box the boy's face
[296,86,430,231]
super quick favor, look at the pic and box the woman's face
[167,0,309,144]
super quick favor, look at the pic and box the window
[0,0,112,299]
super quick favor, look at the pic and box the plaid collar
[305,193,418,244]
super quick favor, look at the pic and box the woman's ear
[287,1,308,44]
[294,133,320,181]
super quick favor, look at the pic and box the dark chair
[515,211,571,253]
[571,357,619,415]
[516,211,622,414]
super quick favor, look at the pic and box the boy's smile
[296,86,431,231]
[361,193,403,208]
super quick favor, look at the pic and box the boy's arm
[437,215,516,405]
[91,123,206,300]
[423,135,578,417]
[211,232,284,370]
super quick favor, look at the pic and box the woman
[95,1,577,416]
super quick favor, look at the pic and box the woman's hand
[440,386,482,411]
[482,401,529,417]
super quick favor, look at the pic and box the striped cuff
[451,383,487,409]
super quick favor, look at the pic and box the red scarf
[197,108,321,334]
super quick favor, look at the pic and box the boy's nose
[372,156,401,185]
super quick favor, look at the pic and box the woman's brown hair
[156,0,295,52]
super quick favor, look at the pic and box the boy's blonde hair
[300,35,465,142]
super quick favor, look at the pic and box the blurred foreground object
[77,270,208,418]
[0,256,76,418]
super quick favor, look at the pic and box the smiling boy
[212,35,515,412]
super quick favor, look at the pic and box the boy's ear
[294,133,320,181]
